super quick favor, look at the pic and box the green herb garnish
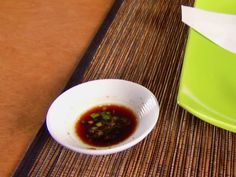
[101,111,110,120]
[90,113,100,119]
[96,122,103,127]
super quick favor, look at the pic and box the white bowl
[46,79,159,155]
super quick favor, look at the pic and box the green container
[177,0,236,133]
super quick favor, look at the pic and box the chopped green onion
[96,122,102,127]
[90,113,100,119]
[91,126,98,130]
[101,112,110,120]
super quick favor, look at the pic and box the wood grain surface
[0,0,113,176]
[13,0,236,176]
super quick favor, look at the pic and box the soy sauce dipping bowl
[46,79,159,155]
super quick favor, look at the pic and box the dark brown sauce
[75,104,137,147]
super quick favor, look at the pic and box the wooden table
[2,0,236,176]
[0,0,113,176]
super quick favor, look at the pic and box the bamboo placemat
[13,0,236,176]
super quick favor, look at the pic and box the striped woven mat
[13,0,236,176]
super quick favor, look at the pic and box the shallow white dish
[46,79,159,155]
